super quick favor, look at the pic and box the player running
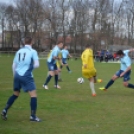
[81,44,97,97]
[60,45,72,73]
[1,37,41,122]
[99,49,134,91]
[43,41,63,90]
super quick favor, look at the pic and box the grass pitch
[0,56,134,134]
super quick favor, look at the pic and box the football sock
[55,75,58,86]
[66,66,70,71]
[30,97,37,118]
[89,82,96,94]
[44,75,52,85]
[4,94,18,112]
[127,83,134,89]
[105,79,114,89]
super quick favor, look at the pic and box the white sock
[89,82,96,94]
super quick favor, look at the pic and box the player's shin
[89,82,96,95]
[105,79,115,89]
[30,97,37,118]
[4,94,18,112]
[66,66,70,71]
[55,74,58,86]
[44,75,52,85]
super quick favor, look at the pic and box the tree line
[0,0,134,53]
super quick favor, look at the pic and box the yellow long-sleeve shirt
[81,49,94,70]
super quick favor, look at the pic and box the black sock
[4,94,18,112]
[30,97,37,118]
[55,75,58,86]
[127,83,134,89]
[44,75,52,85]
[66,66,70,71]
[105,79,114,89]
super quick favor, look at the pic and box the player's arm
[52,50,61,60]
[120,66,131,77]
[12,52,18,76]
[129,48,134,52]
[33,50,39,68]
[12,62,17,76]
[81,54,88,68]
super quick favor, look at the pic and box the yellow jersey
[81,49,94,70]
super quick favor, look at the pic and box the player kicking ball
[81,44,101,97]
[99,49,134,91]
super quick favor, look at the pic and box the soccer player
[99,49,134,91]
[1,37,41,122]
[60,45,72,73]
[47,49,62,81]
[43,41,63,90]
[81,44,97,97]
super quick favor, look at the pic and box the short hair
[25,37,32,44]
[57,40,63,45]
[64,45,68,48]
[85,44,91,48]
[116,50,124,55]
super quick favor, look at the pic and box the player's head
[25,37,32,45]
[64,45,68,49]
[116,50,124,57]
[57,40,63,49]
[85,44,91,49]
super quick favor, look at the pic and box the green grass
[0,56,134,134]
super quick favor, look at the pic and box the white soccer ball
[77,77,84,84]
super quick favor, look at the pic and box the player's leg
[43,62,54,90]
[22,77,41,122]
[89,77,96,97]
[66,64,71,73]
[54,64,61,89]
[1,76,20,120]
[100,70,120,91]
[28,90,41,122]
[58,68,62,81]
[1,91,19,121]
[123,71,134,89]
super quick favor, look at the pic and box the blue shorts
[115,70,131,81]
[62,58,67,64]
[47,62,57,71]
[13,73,36,92]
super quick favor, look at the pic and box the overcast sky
[0,0,122,4]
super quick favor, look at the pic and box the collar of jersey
[25,45,32,49]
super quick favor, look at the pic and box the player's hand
[83,64,87,69]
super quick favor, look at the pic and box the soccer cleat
[42,85,49,90]
[69,71,72,73]
[99,87,107,91]
[54,85,61,89]
[30,116,42,122]
[92,94,96,97]
[1,110,7,121]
